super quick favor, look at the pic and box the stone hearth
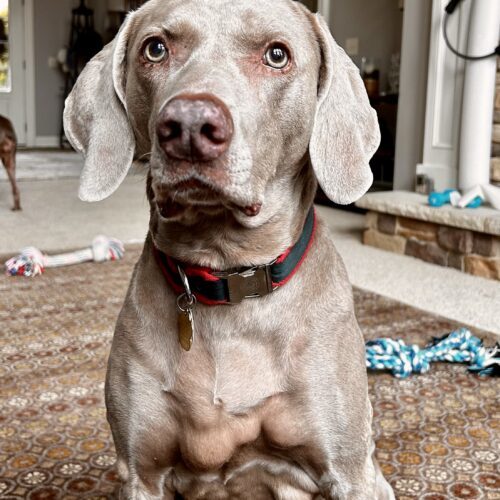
[357,191,500,281]
[492,61,500,184]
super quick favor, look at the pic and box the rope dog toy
[5,236,125,277]
[366,328,499,378]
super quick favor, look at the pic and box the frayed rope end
[5,236,125,277]
[5,247,45,277]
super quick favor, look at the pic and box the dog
[0,115,21,211]
[64,0,395,498]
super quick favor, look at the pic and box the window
[0,0,10,92]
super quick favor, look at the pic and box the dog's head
[64,0,379,227]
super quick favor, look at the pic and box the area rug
[0,247,498,499]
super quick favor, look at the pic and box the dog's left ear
[63,12,136,202]
[309,14,380,205]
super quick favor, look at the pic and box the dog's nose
[157,95,234,162]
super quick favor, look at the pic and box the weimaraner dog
[64,0,395,498]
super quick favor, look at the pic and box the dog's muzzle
[157,94,234,163]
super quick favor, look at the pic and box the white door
[0,0,26,145]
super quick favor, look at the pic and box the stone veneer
[492,59,500,184]
[357,191,500,281]
[364,212,500,280]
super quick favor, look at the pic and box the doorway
[300,0,318,11]
[0,0,27,145]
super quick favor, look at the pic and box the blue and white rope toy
[366,328,499,378]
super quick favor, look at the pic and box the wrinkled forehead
[131,0,317,57]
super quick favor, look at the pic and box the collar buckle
[223,265,274,304]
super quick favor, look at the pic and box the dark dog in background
[0,115,21,211]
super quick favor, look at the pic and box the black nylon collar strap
[154,208,317,306]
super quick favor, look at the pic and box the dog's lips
[154,179,262,220]
[174,178,214,192]
[155,180,222,220]
[156,198,186,219]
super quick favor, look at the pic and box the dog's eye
[144,39,168,63]
[264,44,290,69]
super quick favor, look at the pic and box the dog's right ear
[63,13,136,202]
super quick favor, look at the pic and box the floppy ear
[309,14,380,205]
[63,13,136,202]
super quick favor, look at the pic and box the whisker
[137,152,153,161]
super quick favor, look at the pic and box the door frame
[393,0,432,190]
[23,0,35,147]
[318,0,331,24]
[0,0,29,144]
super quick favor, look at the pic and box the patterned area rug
[0,246,498,499]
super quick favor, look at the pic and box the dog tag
[178,309,194,351]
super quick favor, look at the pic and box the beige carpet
[0,246,498,499]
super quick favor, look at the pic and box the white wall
[329,0,404,92]
[33,0,78,142]
[33,0,106,144]
[393,0,432,190]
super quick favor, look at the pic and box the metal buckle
[224,265,274,304]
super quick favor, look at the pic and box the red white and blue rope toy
[366,328,499,378]
[5,236,125,277]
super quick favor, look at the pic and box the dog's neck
[146,167,317,271]
[153,208,316,306]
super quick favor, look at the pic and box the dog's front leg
[106,354,179,500]
[317,453,394,500]
[110,431,176,500]
[311,401,395,500]
[304,320,395,500]
[118,472,175,500]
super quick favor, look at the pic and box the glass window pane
[0,0,10,93]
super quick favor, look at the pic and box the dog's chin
[154,181,262,223]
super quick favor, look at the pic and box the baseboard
[34,136,59,148]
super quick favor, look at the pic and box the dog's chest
[169,308,290,410]
[170,334,284,415]
[164,335,306,472]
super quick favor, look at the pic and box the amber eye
[264,43,290,69]
[144,38,168,63]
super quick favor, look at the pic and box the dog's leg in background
[3,147,21,211]
[0,115,21,211]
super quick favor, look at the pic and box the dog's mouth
[154,178,262,220]
[155,179,221,218]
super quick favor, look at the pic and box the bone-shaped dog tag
[178,309,194,351]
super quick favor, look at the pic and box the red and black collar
[153,208,317,306]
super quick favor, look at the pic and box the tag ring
[177,293,197,312]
